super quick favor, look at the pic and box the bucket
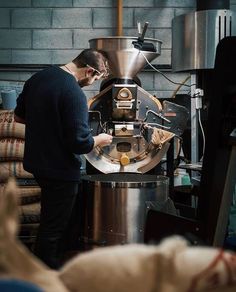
[81,173,169,245]
[1,90,17,110]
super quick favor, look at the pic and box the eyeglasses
[86,64,109,78]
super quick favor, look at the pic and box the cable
[139,48,206,165]
[170,75,191,98]
[192,89,205,162]
[139,50,195,88]
[197,108,205,162]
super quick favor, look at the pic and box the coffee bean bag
[18,186,41,205]
[19,202,41,224]
[0,138,24,161]
[0,110,25,139]
[0,162,33,182]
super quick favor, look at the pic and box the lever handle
[137,22,141,35]
[139,22,149,42]
[133,21,155,51]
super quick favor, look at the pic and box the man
[14,49,113,269]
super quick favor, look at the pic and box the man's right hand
[93,133,113,148]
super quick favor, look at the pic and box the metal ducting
[172,0,236,71]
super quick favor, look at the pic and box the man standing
[14,49,113,269]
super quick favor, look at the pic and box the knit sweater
[14,66,94,181]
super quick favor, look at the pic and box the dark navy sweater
[14,66,94,181]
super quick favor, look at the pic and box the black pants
[34,178,79,269]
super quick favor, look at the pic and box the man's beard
[78,77,91,88]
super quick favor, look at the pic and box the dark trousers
[34,178,79,269]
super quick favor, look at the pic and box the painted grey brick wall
[0,0,31,7]
[52,50,81,64]
[154,0,195,7]
[32,0,73,8]
[33,29,73,49]
[135,8,175,28]
[94,8,133,28]
[0,50,11,63]
[0,0,198,65]
[0,8,10,27]
[0,29,31,48]
[74,29,114,49]
[53,8,92,28]
[12,9,52,28]
[0,72,33,82]
[0,0,235,101]
[12,50,51,64]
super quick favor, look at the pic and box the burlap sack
[0,178,76,292]
[0,138,24,161]
[19,202,41,224]
[0,162,33,182]
[0,110,25,139]
[19,186,41,205]
[60,236,236,292]
[0,183,40,205]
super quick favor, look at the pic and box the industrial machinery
[172,0,236,165]
[78,0,236,248]
[85,35,188,174]
[145,36,236,247]
[80,30,189,246]
[143,0,236,247]
[80,1,236,247]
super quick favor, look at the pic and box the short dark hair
[72,49,108,75]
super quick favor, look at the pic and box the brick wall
[0,0,235,101]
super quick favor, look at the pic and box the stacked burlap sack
[0,110,41,247]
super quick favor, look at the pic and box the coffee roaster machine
[79,30,190,246]
[85,36,186,174]
[78,0,236,249]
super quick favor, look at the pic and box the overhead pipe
[117,0,123,36]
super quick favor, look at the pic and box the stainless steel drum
[81,173,169,245]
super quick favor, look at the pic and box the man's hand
[93,133,113,148]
